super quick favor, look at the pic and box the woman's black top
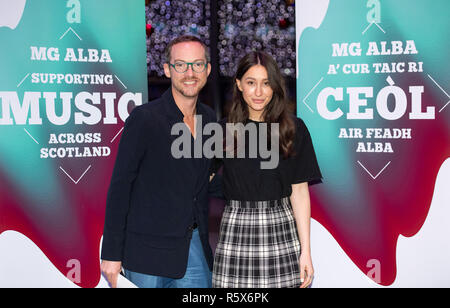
[211,117,322,201]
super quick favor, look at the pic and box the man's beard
[172,77,205,98]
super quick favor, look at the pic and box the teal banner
[297,0,449,286]
[0,0,147,287]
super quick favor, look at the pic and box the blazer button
[193,197,197,202]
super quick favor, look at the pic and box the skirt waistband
[226,197,290,209]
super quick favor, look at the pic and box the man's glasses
[169,61,208,73]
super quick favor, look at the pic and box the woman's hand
[299,253,314,288]
[290,183,314,288]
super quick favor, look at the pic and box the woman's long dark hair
[227,51,296,158]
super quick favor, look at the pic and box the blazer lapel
[162,89,206,193]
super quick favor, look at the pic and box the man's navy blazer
[101,89,221,278]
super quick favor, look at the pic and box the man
[101,35,220,288]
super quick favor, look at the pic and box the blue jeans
[124,229,212,288]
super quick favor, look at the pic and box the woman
[211,51,322,288]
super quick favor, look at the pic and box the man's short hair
[164,35,210,64]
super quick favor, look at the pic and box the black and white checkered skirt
[212,197,302,288]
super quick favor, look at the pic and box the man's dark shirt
[101,89,221,278]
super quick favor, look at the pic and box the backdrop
[0,0,148,288]
[1,0,449,288]
[296,0,450,287]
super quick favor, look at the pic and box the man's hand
[101,260,122,288]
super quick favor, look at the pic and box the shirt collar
[162,88,184,121]
[162,87,208,120]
